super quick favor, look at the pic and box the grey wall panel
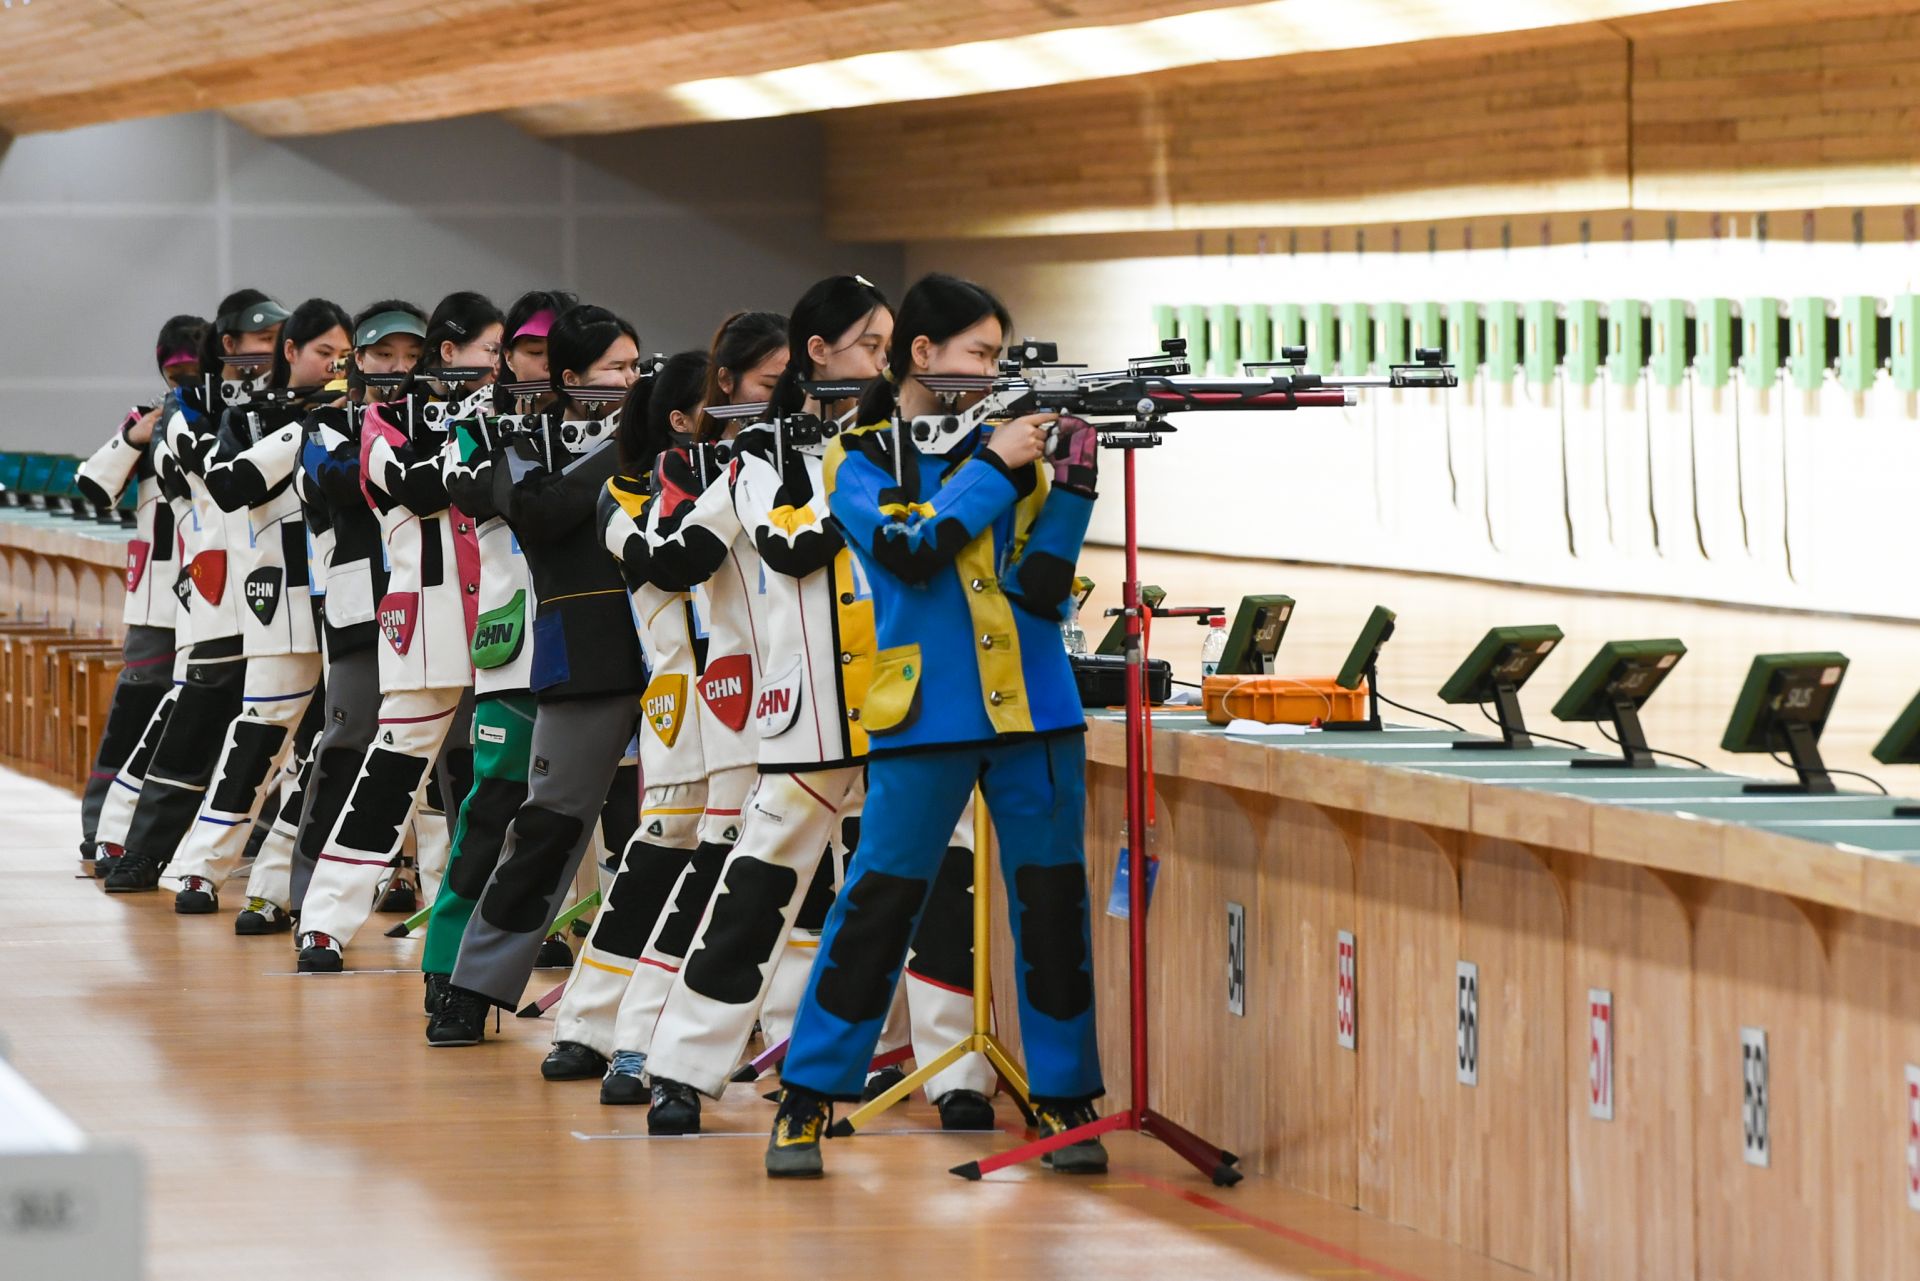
[0,114,217,206]
[569,117,824,212]
[573,212,902,354]
[0,214,219,377]
[0,111,901,455]
[229,213,566,317]
[226,116,564,209]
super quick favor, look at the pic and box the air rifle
[901,338,1457,456]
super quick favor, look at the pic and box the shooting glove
[1048,414,1099,496]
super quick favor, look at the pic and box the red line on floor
[1122,1169,1438,1281]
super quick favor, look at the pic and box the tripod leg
[951,1110,1134,1181]
[831,1040,971,1136]
[1142,1108,1243,1186]
[547,889,602,937]
[515,978,566,1019]
[386,901,433,939]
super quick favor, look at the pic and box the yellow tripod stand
[831,788,1034,1135]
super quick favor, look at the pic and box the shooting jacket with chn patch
[730,442,875,772]
[601,473,708,788]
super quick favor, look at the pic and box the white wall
[912,230,1920,619]
[0,112,902,454]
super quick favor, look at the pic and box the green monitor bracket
[1438,625,1565,750]
[1323,605,1397,733]
[1872,689,1920,817]
[1551,639,1688,769]
[1097,585,1165,656]
[1721,652,1849,794]
[1217,594,1294,676]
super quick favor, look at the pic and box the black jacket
[495,413,644,702]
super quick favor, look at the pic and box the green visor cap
[355,310,428,348]
[226,300,292,332]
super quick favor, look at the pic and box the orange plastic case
[1202,674,1369,726]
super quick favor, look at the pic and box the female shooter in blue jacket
[768,273,1107,1178]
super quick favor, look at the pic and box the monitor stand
[1571,697,1656,769]
[1453,681,1532,750]
[1742,720,1836,794]
[1321,658,1382,733]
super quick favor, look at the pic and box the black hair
[419,291,504,376]
[855,273,1011,425]
[502,290,578,351]
[154,314,208,377]
[618,349,707,475]
[494,290,577,410]
[698,310,788,435]
[197,287,275,384]
[268,298,352,389]
[769,275,891,414]
[547,304,640,399]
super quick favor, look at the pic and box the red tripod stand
[953,392,1343,1186]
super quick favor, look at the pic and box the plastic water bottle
[1062,596,1088,656]
[1200,616,1227,679]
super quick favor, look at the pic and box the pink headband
[159,348,198,369]
[512,309,556,342]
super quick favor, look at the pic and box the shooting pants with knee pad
[289,647,379,911]
[168,651,321,891]
[421,693,535,977]
[781,734,1102,1105]
[550,773,698,1058]
[121,637,247,865]
[647,770,988,1100]
[298,685,471,948]
[80,624,176,858]
[452,695,637,1009]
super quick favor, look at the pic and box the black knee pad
[298,746,365,860]
[98,680,169,767]
[794,850,837,933]
[592,842,688,959]
[121,697,177,782]
[331,748,429,854]
[273,760,313,829]
[597,841,693,958]
[478,805,581,934]
[816,871,929,1025]
[150,682,237,781]
[208,718,290,814]
[684,857,801,1004]
[600,764,640,853]
[1013,864,1094,1021]
[650,842,728,960]
[907,844,974,993]
[448,778,528,900]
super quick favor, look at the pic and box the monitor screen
[1219,595,1293,676]
[1335,605,1396,691]
[1551,639,1687,723]
[1437,625,1564,705]
[1720,652,1848,754]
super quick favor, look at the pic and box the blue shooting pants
[781,732,1104,1104]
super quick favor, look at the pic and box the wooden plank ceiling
[0,0,1750,137]
[824,0,1920,238]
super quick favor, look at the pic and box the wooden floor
[4,776,1520,1281]
[10,552,1920,1281]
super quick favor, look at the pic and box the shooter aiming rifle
[941,335,1458,1187]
